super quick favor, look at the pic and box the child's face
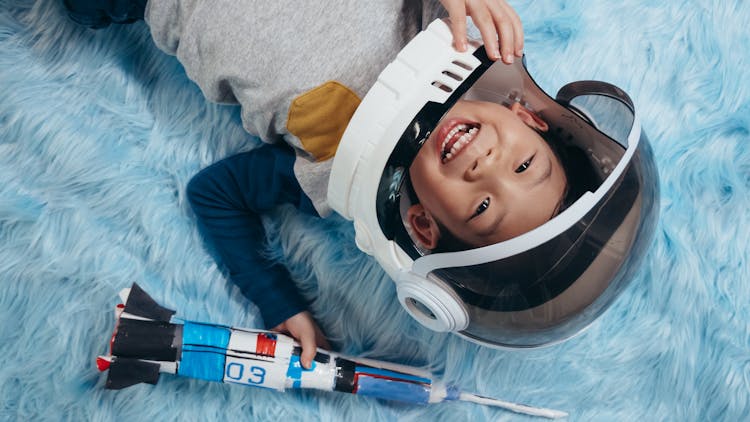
[407,100,567,249]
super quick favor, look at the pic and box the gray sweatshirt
[145,0,444,216]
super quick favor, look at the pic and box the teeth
[441,124,468,152]
[442,125,479,163]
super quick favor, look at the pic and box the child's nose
[465,148,496,181]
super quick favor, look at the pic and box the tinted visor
[442,137,658,347]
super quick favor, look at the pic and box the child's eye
[474,197,490,217]
[515,156,534,173]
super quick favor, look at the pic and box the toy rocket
[96,283,567,419]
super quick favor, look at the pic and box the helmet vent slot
[431,81,453,93]
[451,60,474,71]
[442,70,463,81]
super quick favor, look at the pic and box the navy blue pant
[187,144,319,329]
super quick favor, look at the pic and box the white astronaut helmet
[327,19,660,348]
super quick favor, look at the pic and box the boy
[63,0,532,368]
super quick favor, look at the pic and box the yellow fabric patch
[287,81,361,161]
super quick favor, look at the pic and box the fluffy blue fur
[1,0,748,420]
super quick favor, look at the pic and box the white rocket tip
[118,288,131,304]
[459,392,568,419]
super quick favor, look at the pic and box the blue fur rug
[2,1,748,420]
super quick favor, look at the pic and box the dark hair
[542,131,600,214]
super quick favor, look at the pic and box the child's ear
[510,102,549,132]
[406,204,441,250]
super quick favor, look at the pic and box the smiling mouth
[440,122,481,163]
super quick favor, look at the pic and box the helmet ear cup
[396,273,469,332]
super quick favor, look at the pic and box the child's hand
[272,311,331,369]
[439,0,524,64]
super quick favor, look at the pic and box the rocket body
[173,321,447,404]
[101,284,450,405]
[98,284,565,418]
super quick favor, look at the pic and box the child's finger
[299,330,318,369]
[500,1,524,56]
[496,16,516,64]
[472,5,501,60]
[442,2,468,51]
[484,1,515,64]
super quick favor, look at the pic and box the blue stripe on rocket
[178,321,231,382]
[354,366,432,403]
[286,355,316,389]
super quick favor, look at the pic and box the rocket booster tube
[97,284,567,419]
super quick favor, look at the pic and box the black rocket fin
[105,358,161,390]
[112,318,182,361]
[123,283,176,322]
